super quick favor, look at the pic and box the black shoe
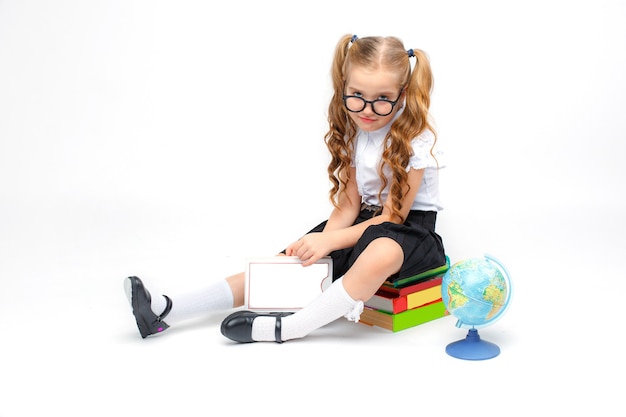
[220,311,293,343]
[124,276,172,339]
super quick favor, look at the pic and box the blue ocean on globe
[441,256,510,329]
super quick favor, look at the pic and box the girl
[125,34,446,343]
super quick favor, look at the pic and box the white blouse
[352,114,444,212]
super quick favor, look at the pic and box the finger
[295,246,308,260]
[285,241,299,256]
[295,245,308,259]
[301,254,319,267]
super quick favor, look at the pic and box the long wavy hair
[324,34,436,222]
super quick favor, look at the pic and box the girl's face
[344,66,405,132]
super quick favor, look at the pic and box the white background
[1,0,625,415]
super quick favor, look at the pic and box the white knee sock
[251,277,363,342]
[151,279,234,324]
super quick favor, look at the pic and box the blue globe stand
[445,328,500,360]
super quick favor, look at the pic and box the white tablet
[245,256,333,312]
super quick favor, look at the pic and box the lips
[359,116,376,124]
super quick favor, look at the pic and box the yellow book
[407,285,442,309]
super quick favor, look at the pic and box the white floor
[1,205,622,416]
[1,1,625,416]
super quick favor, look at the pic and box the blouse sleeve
[407,129,445,171]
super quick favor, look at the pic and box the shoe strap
[159,295,172,321]
[275,315,283,344]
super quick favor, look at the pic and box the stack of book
[359,257,450,332]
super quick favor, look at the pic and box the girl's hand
[285,232,333,267]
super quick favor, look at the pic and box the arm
[324,167,424,250]
[285,167,360,263]
[287,167,425,266]
[323,167,362,232]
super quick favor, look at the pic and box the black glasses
[342,87,404,117]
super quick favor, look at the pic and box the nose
[361,101,376,115]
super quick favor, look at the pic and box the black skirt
[299,208,446,283]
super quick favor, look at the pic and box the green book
[383,256,450,288]
[359,300,448,332]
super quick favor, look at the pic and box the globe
[441,254,512,360]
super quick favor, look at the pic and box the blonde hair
[324,34,437,222]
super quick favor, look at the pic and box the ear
[396,87,408,111]
[400,86,407,102]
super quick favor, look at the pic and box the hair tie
[351,34,358,43]
[407,49,415,58]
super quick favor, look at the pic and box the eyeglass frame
[342,83,404,117]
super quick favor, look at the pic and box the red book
[377,275,443,297]
[366,282,443,314]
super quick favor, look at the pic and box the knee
[366,237,403,268]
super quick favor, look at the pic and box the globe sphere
[441,254,511,329]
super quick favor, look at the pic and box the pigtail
[383,46,437,222]
[405,48,438,165]
[405,48,434,126]
[325,34,358,208]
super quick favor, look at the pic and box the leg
[221,237,404,343]
[341,237,404,302]
[124,271,245,338]
[226,271,245,308]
